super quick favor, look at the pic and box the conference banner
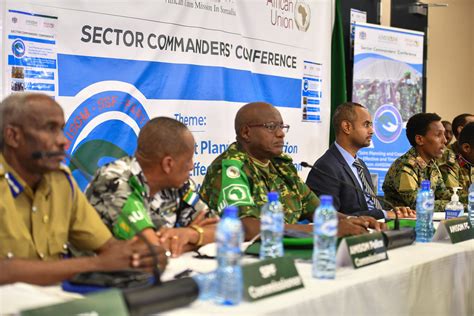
[352,23,424,194]
[2,0,334,190]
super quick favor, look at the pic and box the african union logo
[226,166,240,179]
[295,1,311,32]
[12,39,26,58]
[64,89,149,190]
[373,104,403,144]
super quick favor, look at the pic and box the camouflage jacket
[382,147,451,212]
[439,151,473,204]
[199,142,319,224]
[85,156,204,239]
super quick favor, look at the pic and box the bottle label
[316,219,337,236]
[445,209,462,220]
[422,199,434,210]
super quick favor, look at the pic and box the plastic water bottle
[260,192,284,259]
[444,187,464,219]
[468,183,474,226]
[416,180,434,242]
[192,271,216,301]
[214,206,243,305]
[313,195,338,279]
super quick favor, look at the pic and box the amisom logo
[64,90,149,189]
[12,39,26,58]
[373,104,403,144]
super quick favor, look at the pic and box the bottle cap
[222,206,238,218]
[451,187,461,202]
[320,195,333,205]
[267,191,279,202]
[421,180,430,191]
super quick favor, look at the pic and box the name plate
[336,232,388,269]
[432,217,474,244]
[21,289,128,316]
[242,256,304,301]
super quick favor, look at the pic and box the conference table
[2,238,473,315]
[164,239,474,315]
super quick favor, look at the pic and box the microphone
[301,161,415,249]
[31,150,66,160]
[123,277,199,315]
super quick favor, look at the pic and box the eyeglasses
[247,122,290,133]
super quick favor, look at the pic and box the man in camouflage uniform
[438,113,474,166]
[200,102,384,240]
[383,113,451,212]
[86,117,217,257]
[441,120,453,145]
[439,122,474,204]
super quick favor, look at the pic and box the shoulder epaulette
[446,150,456,165]
[275,153,292,162]
[59,163,72,174]
[59,163,75,198]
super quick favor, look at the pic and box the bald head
[235,102,277,138]
[0,93,59,151]
[136,117,193,164]
[234,102,286,161]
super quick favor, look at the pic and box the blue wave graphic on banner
[58,54,301,108]
[65,90,149,189]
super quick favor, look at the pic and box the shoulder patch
[5,172,24,198]
[218,159,254,211]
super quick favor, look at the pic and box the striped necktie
[353,158,383,210]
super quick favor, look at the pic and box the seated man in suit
[0,93,167,285]
[306,102,415,220]
[439,122,474,204]
[200,102,385,240]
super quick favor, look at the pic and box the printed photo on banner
[352,23,425,194]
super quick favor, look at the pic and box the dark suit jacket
[305,143,385,219]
